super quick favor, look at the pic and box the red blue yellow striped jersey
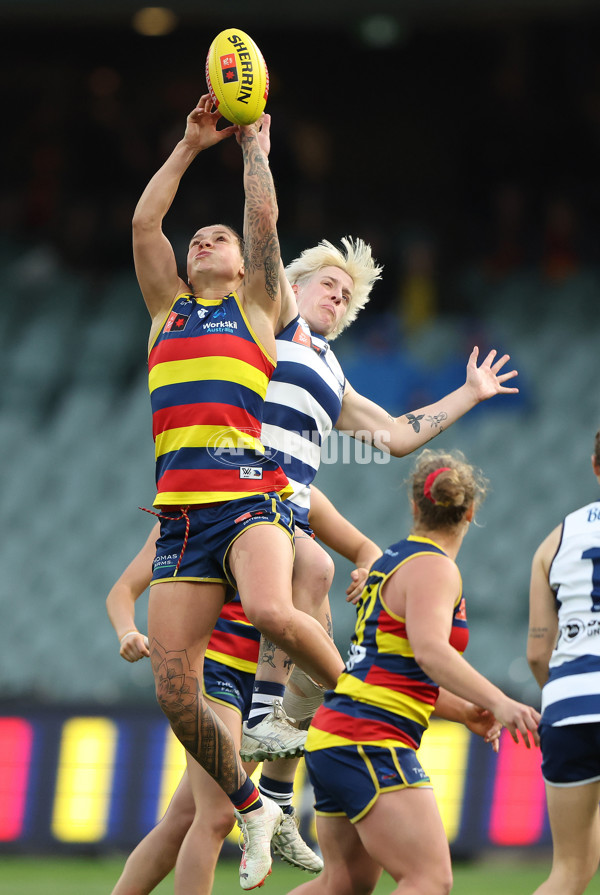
[148,291,291,506]
[306,535,469,752]
[206,595,259,673]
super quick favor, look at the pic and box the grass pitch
[1,853,599,894]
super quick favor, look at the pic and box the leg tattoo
[151,642,244,794]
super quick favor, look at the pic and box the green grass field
[1,854,599,895]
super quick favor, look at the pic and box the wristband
[119,631,139,645]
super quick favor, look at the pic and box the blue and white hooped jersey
[262,315,345,526]
[542,499,600,726]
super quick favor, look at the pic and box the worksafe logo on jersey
[203,305,238,333]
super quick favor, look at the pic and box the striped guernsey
[148,291,291,506]
[306,536,469,752]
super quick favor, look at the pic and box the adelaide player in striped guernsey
[527,428,600,895]
[106,487,382,894]
[132,95,345,889]
[287,450,540,895]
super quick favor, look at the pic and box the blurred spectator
[394,233,439,335]
[481,182,529,280]
[540,194,581,282]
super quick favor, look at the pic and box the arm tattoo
[150,640,244,793]
[405,410,448,435]
[241,134,279,300]
[528,626,549,640]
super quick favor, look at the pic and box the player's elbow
[132,206,161,234]
[411,642,443,680]
[526,649,548,687]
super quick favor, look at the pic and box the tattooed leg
[151,642,244,795]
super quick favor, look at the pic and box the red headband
[423,467,451,505]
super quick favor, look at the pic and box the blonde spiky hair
[284,236,383,339]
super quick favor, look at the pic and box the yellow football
[205,28,269,126]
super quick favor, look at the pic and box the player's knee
[426,866,453,895]
[212,807,236,841]
[328,862,378,895]
[293,551,334,614]
[243,601,294,643]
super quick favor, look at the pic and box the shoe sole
[239,744,306,762]
[273,849,323,873]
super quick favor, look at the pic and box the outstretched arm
[106,523,159,662]
[336,346,519,457]
[132,95,236,327]
[252,114,297,332]
[387,555,540,747]
[239,114,281,324]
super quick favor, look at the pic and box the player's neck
[410,526,466,559]
[190,274,240,302]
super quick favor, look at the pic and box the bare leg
[174,702,257,895]
[253,532,335,686]
[286,815,382,895]
[289,788,453,895]
[110,773,194,895]
[148,580,247,795]
[532,780,600,895]
[356,788,452,895]
[229,525,342,688]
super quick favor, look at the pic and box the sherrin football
[205,28,269,126]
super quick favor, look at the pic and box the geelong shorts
[305,743,431,823]
[203,656,254,718]
[540,721,600,786]
[149,492,294,587]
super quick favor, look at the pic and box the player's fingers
[482,348,498,366]
[491,353,511,372]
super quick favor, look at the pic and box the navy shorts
[149,492,294,588]
[540,721,600,786]
[305,744,431,823]
[203,656,254,718]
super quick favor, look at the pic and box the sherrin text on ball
[205,28,269,126]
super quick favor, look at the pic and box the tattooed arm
[335,346,519,458]
[238,114,281,335]
[527,524,562,688]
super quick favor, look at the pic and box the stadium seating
[1,243,598,707]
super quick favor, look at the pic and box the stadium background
[1,0,599,865]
